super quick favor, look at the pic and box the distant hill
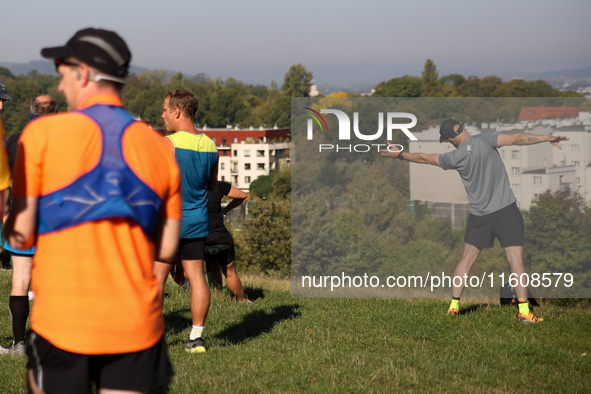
[0,60,152,77]
[2,60,590,93]
[524,66,591,80]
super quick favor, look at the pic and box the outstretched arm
[497,133,569,149]
[222,186,247,214]
[381,145,440,167]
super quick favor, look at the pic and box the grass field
[0,270,590,393]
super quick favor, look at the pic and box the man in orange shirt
[5,28,181,394]
[0,82,14,354]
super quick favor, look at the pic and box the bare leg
[182,259,210,326]
[220,261,247,301]
[154,261,172,305]
[28,369,45,394]
[11,255,32,296]
[452,243,482,298]
[504,246,527,302]
[208,260,223,289]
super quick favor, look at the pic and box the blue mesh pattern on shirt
[37,105,163,239]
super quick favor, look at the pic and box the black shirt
[207,181,232,234]
[6,132,20,177]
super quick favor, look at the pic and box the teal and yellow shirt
[167,131,218,239]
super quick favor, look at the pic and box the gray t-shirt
[438,132,516,216]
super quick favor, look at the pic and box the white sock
[189,325,204,340]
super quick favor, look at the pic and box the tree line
[1,59,582,137]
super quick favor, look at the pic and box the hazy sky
[2,0,590,78]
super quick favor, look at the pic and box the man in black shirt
[2,95,58,356]
[205,181,252,303]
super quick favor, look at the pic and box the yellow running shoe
[518,311,544,323]
[447,307,459,316]
[186,338,206,353]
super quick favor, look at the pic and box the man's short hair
[165,90,198,120]
[30,95,59,116]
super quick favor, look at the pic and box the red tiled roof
[518,106,579,122]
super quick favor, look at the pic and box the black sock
[9,296,29,344]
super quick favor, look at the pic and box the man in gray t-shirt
[381,119,568,324]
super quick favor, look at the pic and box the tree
[0,66,14,79]
[240,198,291,276]
[272,167,291,199]
[249,175,274,198]
[525,191,591,297]
[372,76,423,97]
[281,64,313,97]
[421,59,439,97]
[440,74,466,87]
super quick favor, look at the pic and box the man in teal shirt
[155,90,218,352]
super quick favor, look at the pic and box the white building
[217,142,291,192]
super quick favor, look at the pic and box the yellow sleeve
[0,114,12,190]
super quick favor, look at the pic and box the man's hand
[380,143,402,158]
[549,135,569,150]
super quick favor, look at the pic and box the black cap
[0,80,11,100]
[41,28,131,84]
[439,119,464,143]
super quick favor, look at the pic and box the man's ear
[78,63,91,87]
[173,107,181,119]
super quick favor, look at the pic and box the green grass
[0,270,590,393]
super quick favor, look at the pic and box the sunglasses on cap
[53,59,81,71]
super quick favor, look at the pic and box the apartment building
[201,126,291,192]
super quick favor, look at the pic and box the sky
[1,0,590,86]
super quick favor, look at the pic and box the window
[533,176,542,185]
[257,150,265,157]
[233,150,237,157]
[223,137,227,146]
[572,145,580,153]
[233,176,238,186]
[511,150,520,160]
[572,161,580,167]
[511,184,521,193]
[534,193,540,200]
[212,137,216,144]
[246,137,253,142]
[220,162,225,170]
[258,137,264,143]
[245,176,251,183]
[232,163,238,172]
[245,163,251,170]
[244,150,251,157]
[221,176,225,182]
[577,177,581,185]
[257,163,265,170]
[233,137,238,143]
[512,167,520,176]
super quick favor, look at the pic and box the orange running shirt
[0,113,11,190]
[13,95,181,355]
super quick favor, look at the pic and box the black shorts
[178,237,206,260]
[464,203,525,249]
[204,232,236,267]
[26,331,174,394]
